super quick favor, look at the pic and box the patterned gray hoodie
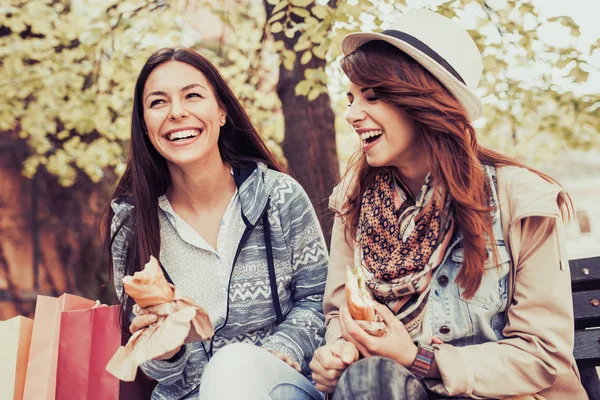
[111,162,328,400]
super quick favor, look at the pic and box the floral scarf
[358,168,454,332]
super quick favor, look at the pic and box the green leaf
[283,57,295,71]
[271,22,284,33]
[307,87,320,101]
[289,0,313,7]
[300,50,312,65]
[311,5,329,19]
[295,79,312,96]
[282,49,297,71]
[313,37,330,59]
[268,10,286,24]
[284,28,295,38]
[293,38,312,51]
[272,0,289,14]
[291,7,310,18]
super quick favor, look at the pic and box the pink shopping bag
[55,305,121,400]
[22,294,96,400]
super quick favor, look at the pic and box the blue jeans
[198,342,324,400]
[333,357,428,400]
[333,357,470,400]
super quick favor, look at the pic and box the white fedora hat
[342,9,484,121]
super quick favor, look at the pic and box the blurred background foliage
[0,0,598,315]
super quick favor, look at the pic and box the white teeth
[360,130,383,141]
[167,129,201,141]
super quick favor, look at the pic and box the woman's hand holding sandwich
[129,313,182,361]
[339,302,418,368]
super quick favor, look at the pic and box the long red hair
[340,41,571,298]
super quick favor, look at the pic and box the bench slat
[574,328,600,366]
[571,257,600,292]
[573,290,600,329]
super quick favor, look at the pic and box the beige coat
[324,166,588,399]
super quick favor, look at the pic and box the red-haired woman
[310,8,587,400]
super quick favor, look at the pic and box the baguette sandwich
[345,265,386,337]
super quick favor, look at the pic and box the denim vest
[419,166,510,346]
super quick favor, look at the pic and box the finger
[340,308,373,357]
[272,351,287,363]
[313,347,349,371]
[345,333,371,358]
[129,314,157,333]
[311,358,343,382]
[281,354,295,366]
[431,336,444,345]
[339,307,349,337]
[272,351,300,372]
[92,300,108,309]
[268,349,282,358]
[332,341,359,365]
[311,367,341,391]
[373,302,403,329]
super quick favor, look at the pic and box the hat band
[381,29,465,85]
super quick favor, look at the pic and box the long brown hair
[340,41,570,298]
[103,47,281,336]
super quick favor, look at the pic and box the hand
[431,336,443,345]
[310,341,359,393]
[339,302,417,368]
[129,313,182,361]
[268,349,302,372]
[129,313,158,334]
[92,300,108,308]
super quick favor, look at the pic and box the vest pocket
[452,244,510,310]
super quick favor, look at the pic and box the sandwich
[345,265,386,337]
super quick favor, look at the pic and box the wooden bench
[571,256,600,399]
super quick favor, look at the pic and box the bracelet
[409,342,435,379]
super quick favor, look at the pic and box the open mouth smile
[166,128,203,142]
[360,130,383,149]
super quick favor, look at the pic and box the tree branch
[480,0,504,37]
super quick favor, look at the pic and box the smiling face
[346,82,424,169]
[142,61,227,167]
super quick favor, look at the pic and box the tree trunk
[264,2,340,246]
[278,61,339,246]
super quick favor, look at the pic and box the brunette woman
[106,47,327,400]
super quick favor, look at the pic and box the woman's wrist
[399,342,419,368]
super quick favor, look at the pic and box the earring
[220,117,226,124]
